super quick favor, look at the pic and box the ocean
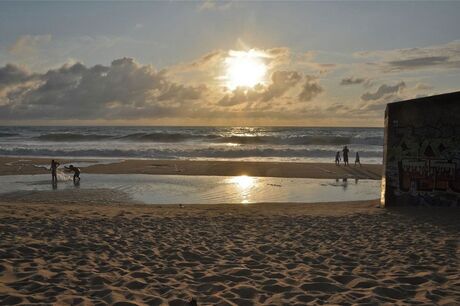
[0,126,383,164]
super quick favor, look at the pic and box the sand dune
[1,200,459,305]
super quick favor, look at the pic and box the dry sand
[0,199,459,305]
[0,157,382,180]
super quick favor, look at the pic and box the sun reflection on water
[229,175,256,204]
[231,175,255,189]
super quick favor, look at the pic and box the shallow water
[32,159,124,170]
[0,174,380,204]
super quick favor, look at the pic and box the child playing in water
[64,165,81,182]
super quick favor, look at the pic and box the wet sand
[0,157,382,180]
[0,199,459,305]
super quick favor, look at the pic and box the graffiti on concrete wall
[398,158,460,193]
[383,92,460,206]
[384,120,460,206]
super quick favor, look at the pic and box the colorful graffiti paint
[382,91,460,207]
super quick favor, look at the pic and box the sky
[0,0,459,126]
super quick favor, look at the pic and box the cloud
[173,50,226,73]
[296,51,337,74]
[8,35,52,55]
[340,77,366,86]
[356,40,460,72]
[218,70,303,106]
[0,58,205,120]
[169,47,295,91]
[261,71,302,101]
[387,56,450,70]
[298,76,323,102]
[0,64,36,91]
[2,45,409,125]
[361,81,406,101]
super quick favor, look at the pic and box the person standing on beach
[51,159,60,184]
[335,151,341,165]
[342,146,349,166]
[355,152,361,166]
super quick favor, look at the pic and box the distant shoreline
[0,157,382,180]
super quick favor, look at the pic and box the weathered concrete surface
[382,91,460,207]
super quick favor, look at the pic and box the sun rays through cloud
[222,49,269,90]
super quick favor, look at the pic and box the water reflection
[342,177,348,190]
[229,175,256,204]
[0,174,381,204]
[231,175,255,189]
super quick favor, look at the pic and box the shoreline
[0,157,382,180]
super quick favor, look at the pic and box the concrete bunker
[381,91,460,207]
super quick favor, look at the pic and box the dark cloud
[361,81,405,101]
[0,64,36,90]
[298,76,323,102]
[0,58,205,120]
[340,77,366,86]
[388,56,450,70]
[356,41,460,72]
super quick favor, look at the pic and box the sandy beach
[0,158,459,305]
[0,199,459,305]
[0,157,382,180]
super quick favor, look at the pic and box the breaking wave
[0,126,384,163]
[0,147,383,159]
[31,132,383,146]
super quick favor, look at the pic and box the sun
[223,49,268,90]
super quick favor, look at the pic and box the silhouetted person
[335,151,341,166]
[342,146,349,166]
[51,159,60,184]
[65,164,81,183]
[355,152,361,166]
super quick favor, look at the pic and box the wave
[216,135,354,145]
[0,132,19,137]
[34,133,115,141]
[30,132,383,146]
[116,132,214,143]
[351,136,383,146]
[0,147,383,159]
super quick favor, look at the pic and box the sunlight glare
[224,50,268,90]
[231,175,255,189]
